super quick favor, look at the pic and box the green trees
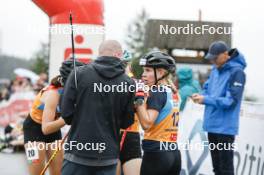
[125,9,149,79]
[30,42,49,75]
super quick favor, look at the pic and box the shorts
[140,149,181,175]
[23,115,62,144]
[120,131,142,165]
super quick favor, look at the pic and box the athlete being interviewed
[135,51,182,175]
[23,59,85,175]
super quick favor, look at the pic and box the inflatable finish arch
[32,0,105,78]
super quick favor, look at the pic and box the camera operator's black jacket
[61,56,135,161]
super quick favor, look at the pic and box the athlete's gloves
[134,80,145,106]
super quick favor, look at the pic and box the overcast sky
[0,0,263,101]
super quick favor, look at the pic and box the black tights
[140,150,181,175]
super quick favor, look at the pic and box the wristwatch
[134,98,144,106]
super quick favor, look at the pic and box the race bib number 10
[26,146,39,162]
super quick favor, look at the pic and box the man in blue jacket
[192,41,246,175]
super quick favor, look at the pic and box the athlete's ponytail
[50,75,63,87]
[166,74,177,94]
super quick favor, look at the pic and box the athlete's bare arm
[41,90,65,135]
[136,104,159,130]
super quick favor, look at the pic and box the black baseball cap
[205,41,230,60]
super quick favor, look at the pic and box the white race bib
[26,146,39,161]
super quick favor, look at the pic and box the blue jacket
[202,49,246,135]
[177,67,201,111]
